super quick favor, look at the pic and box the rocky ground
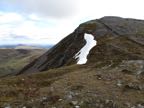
[0,60,143,108]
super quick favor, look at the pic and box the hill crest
[17,16,144,75]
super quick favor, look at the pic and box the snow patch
[74,33,97,64]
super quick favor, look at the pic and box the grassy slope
[0,63,143,108]
[0,49,46,77]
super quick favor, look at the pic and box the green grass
[0,49,46,77]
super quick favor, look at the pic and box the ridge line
[97,19,121,36]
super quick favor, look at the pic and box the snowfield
[74,33,97,64]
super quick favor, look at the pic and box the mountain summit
[17,16,144,74]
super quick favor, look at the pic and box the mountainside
[0,62,144,108]
[0,49,46,77]
[0,16,144,108]
[18,16,144,74]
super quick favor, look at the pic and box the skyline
[0,0,144,45]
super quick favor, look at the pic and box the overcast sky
[0,0,144,45]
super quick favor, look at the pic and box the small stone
[58,98,63,101]
[95,74,102,80]
[124,102,131,107]
[117,80,122,87]
[75,105,80,108]
[22,78,25,81]
[71,101,78,105]
[79,101,84,105]
[42,96,47,100]
[105,99,110,104]
[66,91,76,100]
[137,104,144,108]
[66,94,73,100]
[4,106,11,108]
[69,91,75,96]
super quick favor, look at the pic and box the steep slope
[18,16,144,74]
[0,49,46,77]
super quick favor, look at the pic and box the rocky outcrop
[17,16,144,74]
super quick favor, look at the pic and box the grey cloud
[0,0,77,18]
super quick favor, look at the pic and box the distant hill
[0,44,53,49]
[0,49,47,77]
[15,45,42,49]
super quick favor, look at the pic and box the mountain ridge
[0,16,144,108]
[17,16,144,75]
